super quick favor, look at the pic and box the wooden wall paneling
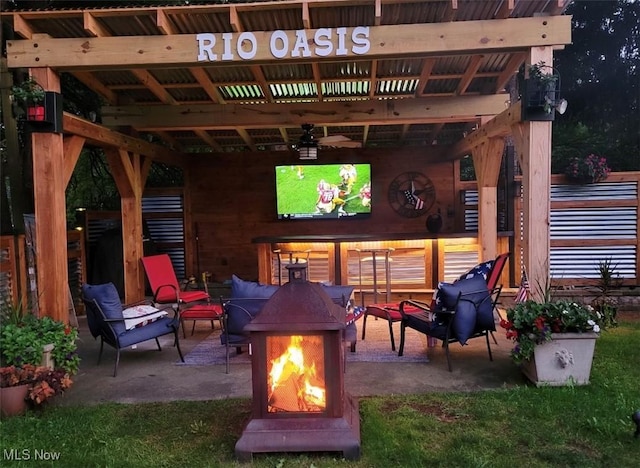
[187,148,458,282]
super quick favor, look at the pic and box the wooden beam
[188,67,224,104]
[6,17,572,70]
[447,100,520,158]
[104,148,146,302]
[456,54,483,95]
[63,135,86,187]
[71,71,118,104]
[131,69,179,105]
[194,129,224,152]
[84,12,111,37]
[236,128,257,151]
[102,94,507,130]
[62,113,184,166]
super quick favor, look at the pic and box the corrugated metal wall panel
[550,246,637,279]
[142,195,184,212]
[550,182,637,201]
[442,251,479,283]
[550,207,637,239]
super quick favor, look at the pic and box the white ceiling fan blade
[318,135,363,148]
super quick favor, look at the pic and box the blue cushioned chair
[397,278,503,372]
[219,298,270,374]
[81,283,184,377]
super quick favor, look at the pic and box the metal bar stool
[356,248,394,306]
[272,248,311,285]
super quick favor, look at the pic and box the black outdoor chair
[81,282,184,377]
[397,275,502,372]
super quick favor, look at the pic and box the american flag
[403,190,425,210]
[515,269,530,303]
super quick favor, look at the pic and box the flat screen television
[275,163,372,219]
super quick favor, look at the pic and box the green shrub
[0,314,79,375]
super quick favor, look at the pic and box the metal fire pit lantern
[235,271,360,461]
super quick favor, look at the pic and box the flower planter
[0,384,29,417]
[520,332,599,387]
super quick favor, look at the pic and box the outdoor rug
[176,319,432,366]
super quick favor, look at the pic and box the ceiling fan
[317,134,363,148]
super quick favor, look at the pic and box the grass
[1,322,639,467]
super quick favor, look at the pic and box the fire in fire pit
[268,334,326,412]
[235,270,360,461]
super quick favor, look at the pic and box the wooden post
[511,47,553,299]
[471,135,504,262]
[104,148,148,303]
[30,68,68,323]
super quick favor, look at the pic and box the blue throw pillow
[231,275,279,299]
[437,276,490,344]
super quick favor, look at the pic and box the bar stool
[356,247,394,306]
[272,248,311,285]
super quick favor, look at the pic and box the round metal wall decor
[387,171,436,218]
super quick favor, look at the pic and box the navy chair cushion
[437,276,490,345]
[117,316,177,347]
[321,284,355,307]
[223,298,267,336]
[82,283,127,336]
[231,275,279,299]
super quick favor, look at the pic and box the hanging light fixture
[297,123,318,160]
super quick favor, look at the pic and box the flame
[268,335,326,412]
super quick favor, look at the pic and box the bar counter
[253,233,512,300]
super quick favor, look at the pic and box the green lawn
[1,322,639,468]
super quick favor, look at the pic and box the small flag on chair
[515,269,530,303]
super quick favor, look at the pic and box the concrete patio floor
[58,315,525,407]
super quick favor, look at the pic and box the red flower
[64,326,71,335]
[500,319,513,330]
[534,316,546,331]
[506,329,519,339]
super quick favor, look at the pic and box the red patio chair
[141,254,221,338]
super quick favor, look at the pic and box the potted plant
[591,257,621,328]
[0,314,80,376]
[0,364,73,417]
[500,297,604,386]
[10,77,46,121]
[564,154,611,184]
[521,61,560,120]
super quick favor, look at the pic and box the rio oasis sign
[196,26,371,61]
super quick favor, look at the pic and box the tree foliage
[553,0,639,173]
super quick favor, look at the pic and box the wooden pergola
[1,0,572,323]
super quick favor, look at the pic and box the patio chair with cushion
[397,275,503,371]
[81,282,184,377]
[141,254,222,338]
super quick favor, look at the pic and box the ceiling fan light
[298,123,318,159]
[298,146,317,160]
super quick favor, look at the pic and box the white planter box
[521,332,599,386]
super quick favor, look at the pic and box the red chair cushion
[181,304,223,320]
[366,303,420,321]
